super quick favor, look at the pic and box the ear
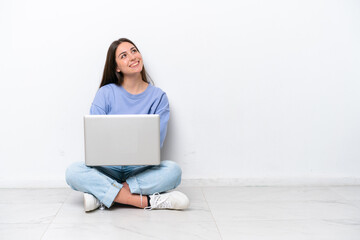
[116,66,121,72]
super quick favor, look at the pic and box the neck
[122,73,148,95]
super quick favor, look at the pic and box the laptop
[84,114,161,166]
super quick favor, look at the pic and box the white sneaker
[83,193,101,212]
[147,191,190,210]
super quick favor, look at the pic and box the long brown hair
[99,38,152,88]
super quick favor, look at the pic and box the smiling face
[115,41,143,76]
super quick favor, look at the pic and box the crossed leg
[114,182,148,208]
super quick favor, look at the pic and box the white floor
[1,186,360,240]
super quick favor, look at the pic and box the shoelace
[145,192,172,210]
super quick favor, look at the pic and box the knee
[161,160,182,187]
[65,162,86,188]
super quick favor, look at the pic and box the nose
[130,52,137,61]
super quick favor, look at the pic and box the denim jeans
[65,160,182,208]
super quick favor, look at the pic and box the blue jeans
[65,160,182,208]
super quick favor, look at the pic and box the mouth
[129,61,140,68]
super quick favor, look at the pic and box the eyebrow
[118,47,136,58]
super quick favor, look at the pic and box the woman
[65,38,189,212]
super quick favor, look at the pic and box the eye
[131,48,137,53]
[120,54,126,59]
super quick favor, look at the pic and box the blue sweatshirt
[90,83,170,148]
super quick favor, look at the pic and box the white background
[1,0,359,187]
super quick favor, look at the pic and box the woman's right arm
[89,86,111,115]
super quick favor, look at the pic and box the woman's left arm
[155,93,170,148]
